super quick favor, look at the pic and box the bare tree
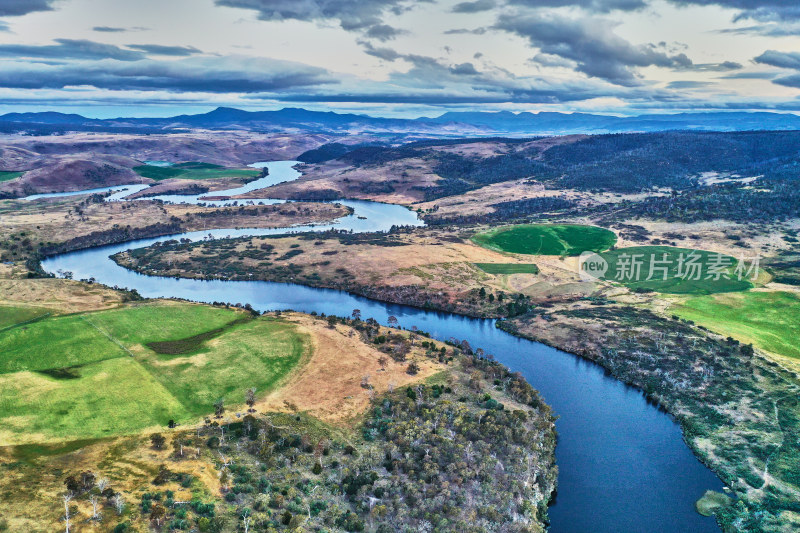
[361,374,372,389]
[214,398,225,418]
[112,493,125,515]
[387,315,399,328]
[95,478,109,493]
[242,509,252,533]
[89,494,101,521]
[62,493,73,533]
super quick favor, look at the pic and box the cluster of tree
[763,247,800,286]
[611,179,800,223]
[60,471,127,531]
[325,132,800,214]
[168,326,553,531]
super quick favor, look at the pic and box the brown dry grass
[256,313,444,424]
[414,178,668,218]
[125,229,538,299]
[0,432,219,533]
[0,278,124,313]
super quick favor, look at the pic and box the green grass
[133,162,260,181]
[0,305,51,330]
[138,317,307,416]
[0,302,239,374]
[0,302,309,443]
[695,490,732,517]
[0,171,23,182]
[0,357,188,442]
[596,246,752,294]
[673,291,800,359]
[473,224,617,256]
[474,263,539,275]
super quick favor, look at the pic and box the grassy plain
[474,262,540,275]
[597,245,752,294]
[0,171,23,182]
[473,224,617,256]
[133,162,260,181]
[0,304,50,330]
[672,290,800,360]
[0,301,309,444]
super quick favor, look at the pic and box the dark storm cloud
[449,62,480,75]
[452,0,496,13]
[214,0,425,32]
[771,74,800,89]
[715,23,800,36]
[495,13,693,86]
[720,71,778,79]
[0,56,337,93]
[0,39,145,61]
[0,0,56,16]
[686,61,742,71]
[127,44,203,56]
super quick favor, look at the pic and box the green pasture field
[0,171,24,182]
[596,246,752,294]
[133,162,260,181]
[473,224,617,256]
[0,305,51,331]
[672,290,800,359]
[474,263,540,275]
[0,302,308,444]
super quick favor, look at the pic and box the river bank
[107,230,800,531]
[31,160,728,532]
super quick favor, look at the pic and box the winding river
[39,161,724,533]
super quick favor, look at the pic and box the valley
[2,127,799,533]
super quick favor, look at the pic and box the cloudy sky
[1,0,800,117]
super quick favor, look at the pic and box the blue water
[40,161,724,533]
[22,183,147,201]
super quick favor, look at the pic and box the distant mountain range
[3,106,800,135]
